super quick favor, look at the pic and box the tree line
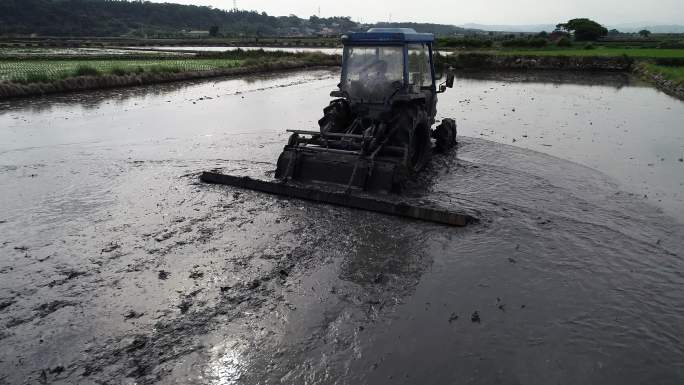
[0,0,356,37]
[0,0,473,38]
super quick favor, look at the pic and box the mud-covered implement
[275,129,408,192]
[201,172,474,226]
[203,28,469,226]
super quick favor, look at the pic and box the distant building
[548,30,569,42]
[184,30,210,37]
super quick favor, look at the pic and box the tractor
[201,29,472,226]
[275,28,456,193]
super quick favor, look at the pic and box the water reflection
[0,69,336,115]
[338,220,430,291]
[208,344,244,385]
[454,70,639,89]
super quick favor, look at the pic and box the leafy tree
[557,37,572,47]
[556,18,608,41]
[537,31,549,39]
[639,29,651,38]
[608,29,620,36]
[209,25,219,37]
[437,37,493,49]
[502,38,548,48]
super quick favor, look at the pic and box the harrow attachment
[200,171,475,227]
[275,130,408,193]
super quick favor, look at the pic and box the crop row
[0,59,243,82]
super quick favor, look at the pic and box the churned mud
[1,69,683,385]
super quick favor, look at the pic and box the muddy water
[0,70,683,385]
[440,71,684,220]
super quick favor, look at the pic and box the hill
[372,22,476,36]
[0,0,481,38]
[0,0,356,37]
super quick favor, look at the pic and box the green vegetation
[501,38,548,48]
[557,37,573,47]
[0,58,243,83]
[644,64,684,85]
[556,18,608,41]
[436,38,493,49]
[492,48,684,59]
[0,49,338,84]
[639,30,652,38]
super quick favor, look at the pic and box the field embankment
[436,47,684,100]
[438,52,635,71]
[633,63,684,99]
[3,43,684,101]
[0,50,340,99]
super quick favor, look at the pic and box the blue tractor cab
[337,28,453,120]
[275,28,457,193]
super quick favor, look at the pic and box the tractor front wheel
[433,118,457,153]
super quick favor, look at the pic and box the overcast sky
[151,0,684,25]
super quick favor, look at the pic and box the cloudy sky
[151,0,683,25]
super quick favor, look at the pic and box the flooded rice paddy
[125,46,343,55]
[0,69,683,384]
[0,47,191,57]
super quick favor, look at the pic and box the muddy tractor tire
[410,110,432,172]
[433,118,457,153]
[392,106,432,173]
[318,99,352,135]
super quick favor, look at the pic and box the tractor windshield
[342,46,404,103]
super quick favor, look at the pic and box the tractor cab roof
[342,28,434,45]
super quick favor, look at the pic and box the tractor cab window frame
[341,45,405,103]
[407,43,433,90]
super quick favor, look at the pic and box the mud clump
[157,270,170,280]
[101,243,120,253]
[188,270,204,279]
[373,272,387,284]
[0,299,16,311]
[178,300,192,314]
[126,336,149,353]
[34,300,76,318]
[448,313,459,323]
[497,298,506,312]
[48,270,87,287]
[124,310,145,320]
